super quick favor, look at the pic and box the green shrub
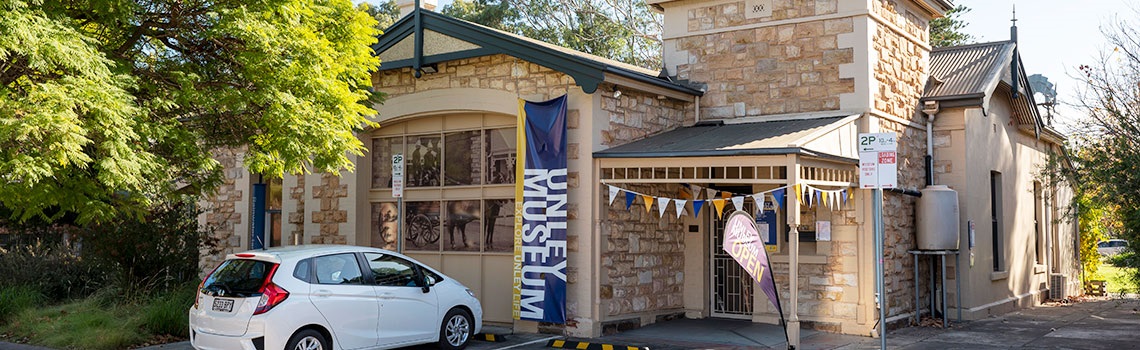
[1109,251,1138,268]
[140,284,196,337]
[0,286,43,322]
[0,241,113,302]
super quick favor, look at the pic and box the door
[364,252,440,347]
[710,190,755,319]
[310,253,380,350]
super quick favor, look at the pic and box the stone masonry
[599,85,691,148]
[310,173,348,244]
[871,0,933,323]
[670,0,855,119]
[201,147,246,273]
[600,183,687,318]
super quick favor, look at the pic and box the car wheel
[438,308,472,350]
[286,329,328,350]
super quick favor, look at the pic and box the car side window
[363,253,420,287]
[293,258,312,283]
[314,253,364,285]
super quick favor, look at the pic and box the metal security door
[711,200,754,319]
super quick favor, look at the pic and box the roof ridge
[931,40,1014,53]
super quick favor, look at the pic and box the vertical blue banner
[513,95,568,324]
[251,183,266,250]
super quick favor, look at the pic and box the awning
[594,115,860,163]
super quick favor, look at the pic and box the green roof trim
[373,9,701,96]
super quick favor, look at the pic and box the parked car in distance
[1098,239,1129,256]
[189,245,482,350]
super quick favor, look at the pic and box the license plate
[212,298,234,313]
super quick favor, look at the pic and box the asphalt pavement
[2,296,1137,350]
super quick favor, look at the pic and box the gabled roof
[593,115,859,163]
[923,40,1063,141]
[373,9,702,98]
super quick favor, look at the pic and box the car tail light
[194,263,222,310]
[253,264,288,315]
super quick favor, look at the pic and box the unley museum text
[516,168,569,319]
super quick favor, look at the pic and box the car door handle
[314,290,332,298]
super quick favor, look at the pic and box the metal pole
[397,197,404,252]
[956,251,962,321]
[873,189,886,349]
[913,253,919,325]
[941,254,947,328]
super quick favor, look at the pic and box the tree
[0,0,381,223]
[443,0,662,69]
[1071,13,1140,286]
[930,5,974,48]
[360,0,402,32]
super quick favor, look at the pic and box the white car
[188,245,482,350]
[1098,239,1129,256]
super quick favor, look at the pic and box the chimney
[1010,5,1019,99]
[398,0,437,18]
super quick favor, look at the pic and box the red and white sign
[858,133,897,189]
[392,153,404,198]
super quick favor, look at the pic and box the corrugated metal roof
[925,41,1015,100]
[594,117,850,159]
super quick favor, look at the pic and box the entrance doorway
[710,188,755,319]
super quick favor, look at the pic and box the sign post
[858,133,897,350]
[392,154,404,252]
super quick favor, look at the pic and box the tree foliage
[0,0,381,223]
[442,0,662,69]
[359,0,402,32]
[930,5,974,48]
[1070,13,1140,284]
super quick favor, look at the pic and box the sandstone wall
[668,0,855,119]
[600,183,687,319]
[201,147,247,273]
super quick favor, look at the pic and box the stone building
[199,0,1079,346]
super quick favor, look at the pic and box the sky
[955,0,1132,131]
[364,0,1129,130]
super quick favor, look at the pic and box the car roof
[226,244,394,262]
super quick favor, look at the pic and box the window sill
[991,271,1009,281]
[1034,264,1047,275]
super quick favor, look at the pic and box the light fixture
[613,89,622,98]
[421,63,439,74]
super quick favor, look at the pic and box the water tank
[916,185,960,250]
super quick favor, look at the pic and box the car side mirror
[421,285,430,293]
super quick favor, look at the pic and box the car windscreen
[203,259,273,298]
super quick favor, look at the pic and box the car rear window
[203,259,274,297]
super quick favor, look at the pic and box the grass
[1094,260,1138,295]
[0,284,196,350]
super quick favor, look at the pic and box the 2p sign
[392,153,404,198]
[858,133,897,189]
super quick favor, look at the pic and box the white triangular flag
[674,199,687,218]
[751,193,765,209]
[608,185,620,206]
[731,196,745,212]
[706,188,717,201]
[658,197,671,217]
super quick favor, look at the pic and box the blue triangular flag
[625,191,636,210]
[693,200,706,217]
[773,188,786,210]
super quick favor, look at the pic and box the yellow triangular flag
[642,195,655,214]
[821,191,829,209]
[794,184,803,206]
[712,199,727,218]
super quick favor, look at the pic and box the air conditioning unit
[1049,273,1068,300]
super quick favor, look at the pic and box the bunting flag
[642,195,655,214]
[712,199,727,218]
[693,200,706,217]
[751,193,765,211]
[731,196,745,212]
[794,184,803,206]
[608,186,620,206]
[677,187,692,200]
[707,189,718,201]
[821,191,828,208]
[773,188,786,211]
[674,199,687,219]
[625,191,636,210]
[658,197,671,217]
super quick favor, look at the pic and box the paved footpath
[1,297,1137,350]
[839,296,1140,350]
